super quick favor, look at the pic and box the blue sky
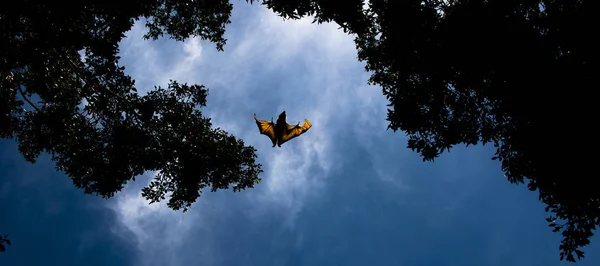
[1,2,597,266]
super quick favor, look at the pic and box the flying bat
[254,111,312,147]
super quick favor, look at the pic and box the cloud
[108,173,208,266]
[108,3,392,265]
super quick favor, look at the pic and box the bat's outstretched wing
[279,119,312,146]
[254,113,276,147]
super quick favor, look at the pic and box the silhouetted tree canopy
[0,0,263,216]
[260,0,596,263]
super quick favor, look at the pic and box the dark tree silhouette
[0,0,263,219]
[0,235,10,253]
[259,0,596,262]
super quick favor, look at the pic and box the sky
[0,2,597,266]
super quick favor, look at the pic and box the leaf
[575,250,584,260]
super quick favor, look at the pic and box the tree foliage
[0,0,262,215]
[0,235,10,253]
[259,0,596,262]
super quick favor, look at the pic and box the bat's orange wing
[254,113,276,147]
[279,119,312,146]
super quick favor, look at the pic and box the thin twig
[16,84,41,112]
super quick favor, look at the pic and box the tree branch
[16,84,41,112]
[60,50,127,102]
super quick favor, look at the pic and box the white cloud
[109,3,391,265]
[108,172,222,266]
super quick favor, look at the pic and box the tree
[259,0,596,262]
[0,235,10,253]
[0,0,263,217]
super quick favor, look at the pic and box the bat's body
[254,111,312,147]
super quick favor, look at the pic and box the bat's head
[276,111,287,124]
